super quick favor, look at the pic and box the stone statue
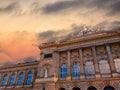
[44,69,48,78]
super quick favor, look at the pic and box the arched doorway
[72,87,81,90]
[104,86,115,90]
[87,86,97,90]
[59,88,66,90]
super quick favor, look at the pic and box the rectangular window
[44,54,52,58]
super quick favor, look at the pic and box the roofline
[39,29,120,49]
[0,61,39,70]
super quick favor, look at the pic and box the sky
[0,0,120,66]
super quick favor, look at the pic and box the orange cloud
[0,31,39,65]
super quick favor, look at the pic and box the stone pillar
[106,44,118,77]
[92,46,100,78]
[6,73,11,86]
[31,69,35,84]
[67,50,71,80]
[79,48,85,79]
[53,51,59,82]
[23,70,27,85]
[14,71,19,85]
[37,52,44,78]
[0,73,4,84]
[33,69,38,86]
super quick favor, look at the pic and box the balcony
[35,76,57,83]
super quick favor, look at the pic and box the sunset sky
[0,0,120,66]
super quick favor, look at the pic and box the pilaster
[79,48,85,79]
[14,71,19,85]
[92,46,101,78]
[23,70,27,85]
[53,51,59,82]
[106,44,118,77]
[67,50,71,80]
[6,73,11,87]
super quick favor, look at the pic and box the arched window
[99,60,111,78]
[60,64,68,78]
[87,86,97,90]
[85,61,95,79]
[114,58,120,72]
[59,88,66,90]
[72,87,81,90]
[26,71,33,85]
[104,86,115,90]
[1,74,8,86]
[9,73,16,86]
[17,72,24,85]
[72,62,80,77]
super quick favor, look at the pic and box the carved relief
[60,51,67,61]
[83,48,92,57]
[96,45,106,55]
[111,43,120,52]
[111,43,120,58]
[71,50,79,59]
[96,45,108,60]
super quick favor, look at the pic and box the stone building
[0,61,39,90]
[0,29,120,90]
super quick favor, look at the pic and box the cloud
[2,56,38,67]
[0,0,33,15]
[0,31,39,65]
[0,1,19,14]
[22,56,37,63]
[37,30,68,42]
[2,61,14,66]
[95,20,120,30]
[106,0,120,16]
[0,49,14,60]
[37,21,120,43]
[42,0,120,16]
[42,0,84,13]
[0,0,119,16]
[109,21,120,30]
[37,25,93,43]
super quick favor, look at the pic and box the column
[53,51,59,82]
[106,44,117,77]
[23,70,27,85]
[79,48,85,79]
[92,46,100,78]
[37,52,44,78]
[14,71,19,85]
[31,69,35,85]
[67,50,71,80]
[0,73,4,84]
[6,73,11,87]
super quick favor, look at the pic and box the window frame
[8,73,16,86]
[1,74,8,87]
[17,72,24,85]
[25,71,33,85]
[60,64,68,78]
[72,62,80,77]
[85,61,95,79]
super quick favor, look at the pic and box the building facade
[0,29,120,90]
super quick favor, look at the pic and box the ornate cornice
[55,37,120,52]
[39,29,120,49]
